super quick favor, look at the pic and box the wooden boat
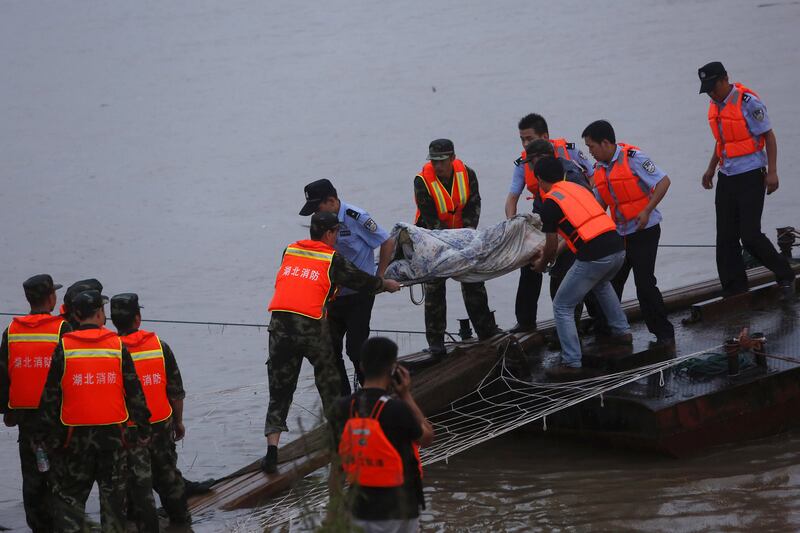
[189,263,800,513]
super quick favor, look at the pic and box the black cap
[310,211,340,235]
[533,156,564,184]
[523,139,555,160]
[110,293,143,319]
[23,274,62,302]
[427,138,455,161]
[698,61,727,94]
[72,290,109,320]
[299,179,337,216]
[64,279,103,308]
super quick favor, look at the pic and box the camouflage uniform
[34,324,152,533]
[414,165,499,345]
[125,336,190,530]
[265,251,384,435]
[0,317,71,533]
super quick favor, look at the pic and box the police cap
[698,61,727,94]
[299,179,337,216]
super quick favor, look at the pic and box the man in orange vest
[414,139,501,355]
[698,61,795,299]
[0,274,70,532]
[582,120,675,347]
[531,157,631,379]
[506,114,594,332]
[34,289,153,533]
[263,212,401,473]
[111,293,191,530]
[329,337,433,532]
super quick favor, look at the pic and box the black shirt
[540,198,623,261]
[330,388,424,520]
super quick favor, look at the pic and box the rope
[0,311,447,338]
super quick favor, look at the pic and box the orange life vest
[60,328,129,426]
[7,314,66,409]
[522,138,573,199]
[268,240,335,319]
[708,83,765,160]
[120,330,172,424]
[414,159,470,229]
[543,181,617,254]
[593,143,651,224]
[339,396,423,488]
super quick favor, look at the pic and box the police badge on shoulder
[364,218,378,232]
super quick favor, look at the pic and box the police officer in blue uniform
[299,179,394,395]
[697,61,795,298]
[505,113,593,331]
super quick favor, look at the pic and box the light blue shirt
[335,200,389,295]
[712,86,771,176]
[593,145,667,237]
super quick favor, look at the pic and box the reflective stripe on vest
[339,396,407,488]
[708,83,765,160]
[267,239,335,319]
[121,330,173,423]
[7,315,65,409]
[593,143,651,224]
[414,159,470,229]
[60,328,129,426]
[544,181,617,254]
[522,139,573,199]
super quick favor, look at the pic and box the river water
[1,0,799,530]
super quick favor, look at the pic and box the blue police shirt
[593,145,667,237]
[711,86,771,176]
[335,200,389,296]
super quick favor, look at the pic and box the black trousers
[327,292,375,396]
[515,266,542,327]
[716,168,795,294]
[612,224,674,341]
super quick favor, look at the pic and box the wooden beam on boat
[188,329,544,512]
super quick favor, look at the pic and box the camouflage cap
[110,293,143,319]
[72,290,109,320]
[64,279,103,308]
[23,274,62,302]
[523,139,555,159]
[427,138,455,161]
[310,211,340,235]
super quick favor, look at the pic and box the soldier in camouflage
[111,293,191,531]
[34,290,152,533]
[414,139,501,355]
[262,211,401,473]
[0,274,70,533]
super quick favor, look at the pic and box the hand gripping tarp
[385,214,545,284]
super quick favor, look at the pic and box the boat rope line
[248,342,725,529]
[0,312,444,338]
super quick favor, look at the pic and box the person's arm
[533,233,560,273]
[414,176,445,230]
[32,343,65,446]
[0,329,10,420]
[636,176,670,230]
[764,129,779,194]
[376,236,395,278]
[702,151,719,190]
[331,253,400,294]
[505,192,521,218]
[460,168,481,229]
[121,347,152,441]
[392,365,433,447]
[161,341,186,441]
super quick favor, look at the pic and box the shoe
[184,477,216,496]
[260,446,277,474]
[779,281,796,302]
[648,337,676,351]
[545,364,590,381]
[478,326,504,341]
[593,332,633,346]
[510,323,537,333]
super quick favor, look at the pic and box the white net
[245,342,724,530]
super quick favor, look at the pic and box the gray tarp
[385,214,545,284]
